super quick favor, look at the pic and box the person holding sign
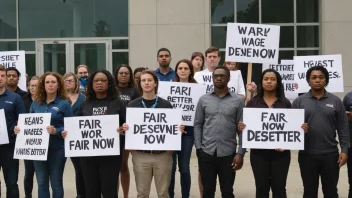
[120,70,185,198]
[62,69,126,198]
[292,66,349,198]
[0,64,26,198]
[114,64,140,198]
[191,52,205,73]
[63,72,86,198]
[343,92,352,198]
[194,66,245,198]
[168,59,197,198]
[238,69,308,198]
[15,72,73,198]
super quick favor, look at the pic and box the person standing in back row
[343,92,352,198]
[6,67,27,98]
[155,48,175,81]
[292,66,349,198]
[76,65,89,95]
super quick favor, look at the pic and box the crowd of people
[0,46,350,198]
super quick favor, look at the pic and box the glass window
[0,0,17,39]
[237,0,259,23]
[25,54,36,79]
[211,26,227,49]
[0,42,17,51]
[112,52,129,71]
[211,0,234,24]
[19,0,128,38]
[297,50,319,56]
[20,41,36,51]
[43,44,67,75]
[112,40,128,49]
[279,26,294,48]
[262,0,294,23]
[74,43,107,71]
[297,26,319,48]
[297,0,319,23]
[279,50,294,62]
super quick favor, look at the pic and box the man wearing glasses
[155,48,175,81]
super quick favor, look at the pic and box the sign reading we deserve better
[14,113,51,161]
[242,108,305,150]
[0,51,27,91]
[125,108,182,150]
[0,109,9,145]
[64,115,120,157]
[226,23,280,64]
[158,82,207,126]
[294,55,344,93]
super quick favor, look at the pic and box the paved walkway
[1,150,349,197]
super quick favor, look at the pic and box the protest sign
[281,60,294,65]
[125,108,182,150]
[64,115,120,157]
[294,55,343,93]
[0,109,9,145]
[158,82,207,126]
[262,63,297,100]
[0,51,27,91]
[14,113,51,160]
[225,23,280,64]
[242,108,305,150]
[194,70,245,94]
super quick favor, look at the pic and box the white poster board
[0,51,27,91]
[158,82,207,126]
[225,23,280,64]
[294,55,344,93]
[242,108,305,150]
[262,64,297,100]
[64,115,120,157]
[0,109,9,145]
[14,113,51,160]
[281,60,294,65]
[194,70,245,94]
[125,108,182,150]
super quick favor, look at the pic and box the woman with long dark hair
[168,59,196,198]
[238,69,308,198]
[114,64,140,198]
[191,52,205,73]
[62,69,126,198]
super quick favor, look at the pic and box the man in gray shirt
[292,66,349,198]
[194,66,245,198]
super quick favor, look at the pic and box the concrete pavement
[1,150,349,197]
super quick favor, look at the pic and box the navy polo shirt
[155,68,175,82]
[0,89,26,145]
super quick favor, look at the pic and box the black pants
[298,152,339,198]
[197,149,235,198]
[250,149,290,198]
[80,155,122,198]
[0,145,19,198]
[348,147,352,198]
[71,157,86,198]
[24,160,35,198]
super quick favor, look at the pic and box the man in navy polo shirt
[0,64,26,198]
[155,48,175,81]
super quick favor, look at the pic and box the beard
[159,62,170,68]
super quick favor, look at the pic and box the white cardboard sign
[0,109,9,145]
[0,51,27,91]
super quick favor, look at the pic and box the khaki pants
[131,151,172,198]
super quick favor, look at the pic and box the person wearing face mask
[76,65,89,95]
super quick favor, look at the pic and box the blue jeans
[0,145,19,198]
[33,148,67,198]
[168,135,194,198]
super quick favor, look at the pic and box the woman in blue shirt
[64,72,86,198]
[16,72,73,198]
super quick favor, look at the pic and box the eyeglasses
[93,79,108,83]
[119,72,130,76]
[213,74,227,79]
[64,79,75,83]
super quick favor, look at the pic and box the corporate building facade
[0,0,351,96]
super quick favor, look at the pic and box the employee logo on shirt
[120,95,131,101]
[326,104,334,108]
[5,101,13,104]
[93,106,107,115]
[52,107,59,111]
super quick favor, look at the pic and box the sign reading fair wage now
[0,51,27,91]
[0,109,9,145]
[226,23,280,64]
[14,113,51,161]
[64,115,120,157]
[242,108,305,150]
[294,55,344,93]
[125,108,182,150]
[158,82,207,126]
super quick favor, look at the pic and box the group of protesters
[0,46,350,198]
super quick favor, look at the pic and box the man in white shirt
[194,46,246,99]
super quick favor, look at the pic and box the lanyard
[141,96,158,108]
